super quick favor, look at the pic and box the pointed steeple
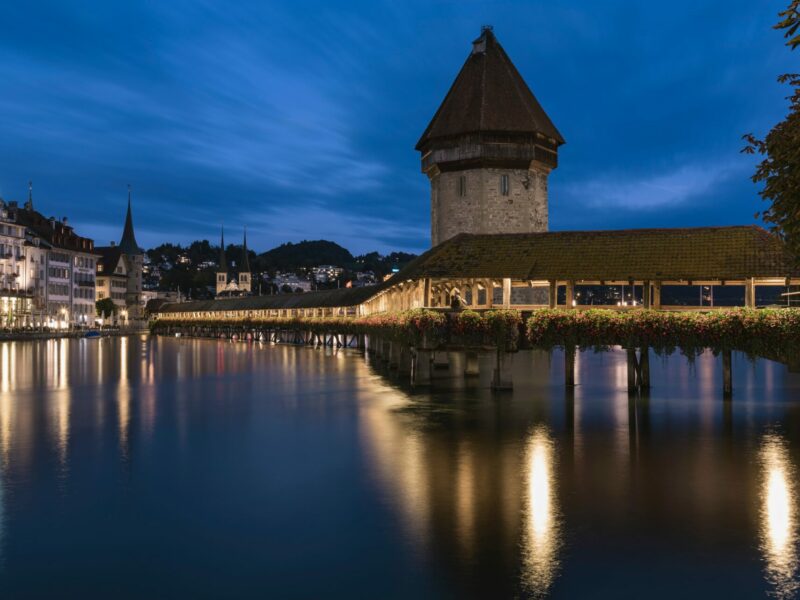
[416,26,564,151]
[240,227,251,272]
[24,181,33,211]
[217,226,228,273]
[119,184,142,255]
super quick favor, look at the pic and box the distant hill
[256,240,354,271]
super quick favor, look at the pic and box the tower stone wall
[430,163,551,246]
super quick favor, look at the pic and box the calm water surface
[0,336,799,598]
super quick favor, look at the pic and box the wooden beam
[643,280,651,309]
[745,278,756,308]
[548,280,557,308]
[653,282,662,309]
[565,280,575,309]
[722,349,732,399]
[502,278,511,309]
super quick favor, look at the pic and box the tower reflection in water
[359,372,564,596]
[760,432,799,599]
[522,425,560,596]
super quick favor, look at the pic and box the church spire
[24,181,33,211]
[217,225,228,273]
[119,184,142,255]
[240,227,251,272]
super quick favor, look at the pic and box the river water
[0,335,798,598]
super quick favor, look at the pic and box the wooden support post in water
[626,348,638,394]
[382,341,392,363]
[722,349,732,400]
[398,346,413,374]
[388,342,399,369]
[492,350,513,390]
[464,351,480,377]
[640,346,651,391]
[432,351,449,370]
[412,349,432,386]
[565,345,576,387]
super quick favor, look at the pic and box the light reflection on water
[761,433,799,599]
[522,425,560,597]
[0,337,794,597]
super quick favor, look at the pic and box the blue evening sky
[0,1,795,254]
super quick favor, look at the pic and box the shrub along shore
[152,308,800,362]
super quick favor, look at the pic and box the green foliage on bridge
[526,308,800,360]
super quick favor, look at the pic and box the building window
[458,175,466,197]
[500,174,509,196]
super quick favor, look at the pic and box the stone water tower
[417,26,565,247]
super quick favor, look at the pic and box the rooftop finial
[473,26,493,54]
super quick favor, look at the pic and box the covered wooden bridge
[152,225,798,395]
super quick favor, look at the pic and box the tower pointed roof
[416,27,564,151]
[241,228,251,272]
[119,185,142,255]
[218,226,228,273]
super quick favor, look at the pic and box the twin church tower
[216,228,251,297]
[418,26,564,246]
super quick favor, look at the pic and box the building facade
[417,27,564,247]
[11,189,98,328]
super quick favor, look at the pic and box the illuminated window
[500,174,509,196]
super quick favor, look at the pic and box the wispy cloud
[0,0,792,250]
[563,159,749,211]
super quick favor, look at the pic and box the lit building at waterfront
[11,185,98,328]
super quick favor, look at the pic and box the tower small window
[458,175,467,197]
[500,174,510,196]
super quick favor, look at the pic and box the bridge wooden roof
[157,286,379,314]
[399,226,798,282]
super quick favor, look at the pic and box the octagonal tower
[417,27,565,247]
